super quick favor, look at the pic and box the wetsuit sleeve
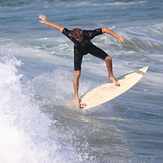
[62,28,78,45]
[84,28,102,39]
[62,28,71,39]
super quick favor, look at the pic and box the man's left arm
[102,27,124,43]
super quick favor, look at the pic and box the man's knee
[73,70,81,79]
[105,56,112,61]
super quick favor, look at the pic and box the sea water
[0,0,163,162]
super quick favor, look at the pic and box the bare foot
[109,76,120,86]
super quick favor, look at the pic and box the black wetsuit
[62,28,108,70]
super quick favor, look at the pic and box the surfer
[39,14,124,108]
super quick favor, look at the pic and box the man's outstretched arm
[39,14,64,32]
[102,27,124,43]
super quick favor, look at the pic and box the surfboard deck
[80,66,148,110]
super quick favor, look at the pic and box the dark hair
[69,28,83,39]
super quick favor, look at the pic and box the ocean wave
[55,1,147,7]
[0,0,147,11]
[0,55,54,162]
[116,23,163,53]
[0,55,92,163]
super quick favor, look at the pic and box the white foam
[30,69,74,103]
[0,56,55,162]
[0,56,88,163]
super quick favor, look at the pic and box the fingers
[39,14,47,24]
[39,14,46,20]
[118,35,124,43]
[39,14,42,19]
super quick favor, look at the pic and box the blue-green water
[0,0,163,162]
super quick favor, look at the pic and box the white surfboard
[80,66,148,110]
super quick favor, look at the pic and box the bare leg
[104,56,120,86]
[73,70,81,108]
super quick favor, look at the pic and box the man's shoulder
[62,28,70,34]
[83,28,102,38]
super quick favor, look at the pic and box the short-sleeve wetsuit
[62,28,108,71]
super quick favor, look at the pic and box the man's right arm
[39,14,64,32]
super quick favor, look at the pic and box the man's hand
[39,14,48,24]
[117,35,124,43]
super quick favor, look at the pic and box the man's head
[70,28,84,42]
